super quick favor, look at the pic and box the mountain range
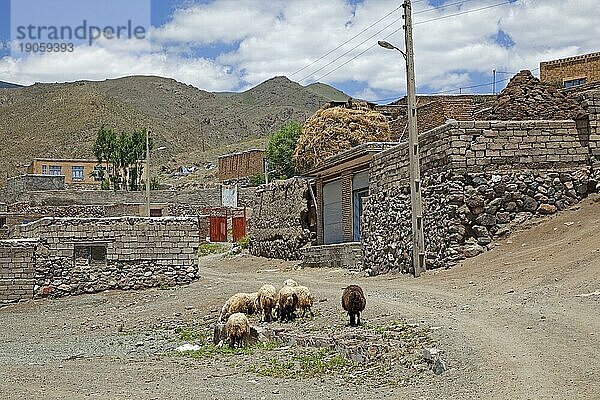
[0,75,349,185]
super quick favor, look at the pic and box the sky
[0,0,598,103]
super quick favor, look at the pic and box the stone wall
[362,118,594,275]
[576,90,600,168]
[13,217,200,298]
[248,178,313,260]
[301,243,362,270]
[0,239,36,303]
[540,51,600,87]
[1,187,222,207]
[362,168,593,275]
[217,149,265,181]
[6,175,64,194]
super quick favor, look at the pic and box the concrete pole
[146,128,150,217]
[403,0,426,276]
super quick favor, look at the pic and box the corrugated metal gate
[232,208,247,242]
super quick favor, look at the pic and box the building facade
[217,149,266,182]
[27,158,109,185]
[540,51,600,88]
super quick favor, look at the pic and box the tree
[266,121,301,179]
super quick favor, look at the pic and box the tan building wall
[27,158,106,185]
[540,51,600,87]
[217,149,265,181]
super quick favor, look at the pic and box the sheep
[225,312,250,348]
[219,292,258,322]
[256,284,278,322]
[342,285,366,327]
[283,278,298,287]
[293,285,314,318]
[277,285,298,322]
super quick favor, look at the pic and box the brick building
[27,158,109,185]
[540,51,600,88]
[217,149,266,181]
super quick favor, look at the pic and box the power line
[312,0,517,83]
[295,0,482,82]
[290,4,402,78]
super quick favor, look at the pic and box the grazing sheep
[283,278,298,287]
[225,312,250,348]
[277,285,298,322]
[293,285,314,318]
[219,292,258,322]
[256,284,278,322]
[342,285,366,327]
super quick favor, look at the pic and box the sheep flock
[218,280,366,348]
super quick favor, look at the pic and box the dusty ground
[1,196,599,400]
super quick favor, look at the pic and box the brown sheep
[225,313,250,348]
[219,292,258,322]
[342,285,366,327]
[256,284,278,322]
[293,285,314,318]
[277,285,298,322]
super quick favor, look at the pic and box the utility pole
[492,69,496,95]
[146,128,151,217]
[264,158,269,185]
[403,0,426,277]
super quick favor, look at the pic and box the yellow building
[26,158,111,185]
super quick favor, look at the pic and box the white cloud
[0,0,598,99]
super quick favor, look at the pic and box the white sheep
[283,278,298,287]
[293,285,314,318]
[277,285,298,322]
[256,284,278,322]
[219,292,258,322]
[225,312,250,348]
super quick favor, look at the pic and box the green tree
[93,126,117,189]
[266,121,301,179]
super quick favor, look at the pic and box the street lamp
[145,128,167,217]
[378,0,426,277]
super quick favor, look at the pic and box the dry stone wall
[362,118,595,275]
[13,217,200,298]
[363,168,593,275]
[248,178,312,260]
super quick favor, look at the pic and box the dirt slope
[0,195,598,399]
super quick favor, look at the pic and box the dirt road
[1,196,599,399]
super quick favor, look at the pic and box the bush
[266,121,301,179]
[197,243,229,257]
[238,235,249,249]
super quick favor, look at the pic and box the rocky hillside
[0,75,349,183]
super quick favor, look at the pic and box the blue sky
[0,0,598,103]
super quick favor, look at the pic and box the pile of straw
[293,100,391,173]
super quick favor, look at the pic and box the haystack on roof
[293,100,391,173]
[486,70,587,120]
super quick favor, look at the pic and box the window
[564,78,586,88]
[93,166,106,181]
[49,165,62,175]
[0,216,6,228]
[72,166,84,181]
[41,164,47,175]
[73,244,107,266]
[150,208,163,217]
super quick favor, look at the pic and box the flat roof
[32,158,100,163]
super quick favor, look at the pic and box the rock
[538,203,557,214]
[471,225,489,237]
[475,213,496,226]
[522,196,539,212]
[463,244,485,258]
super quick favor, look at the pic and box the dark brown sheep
[342,285,366,327]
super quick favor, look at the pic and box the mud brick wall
[248,178,312,260]
[540,52,600,87]
[0,240,36,303]
[6,175,64,194]
[14,217,200,298]
[217,149,266,181]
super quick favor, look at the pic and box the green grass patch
[175,326,205,342]
[197,243,229,257]
[178,341,279,359]
[249,348,355,378]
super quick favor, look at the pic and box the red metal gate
[232,208,247,242]
[204,208,228,242]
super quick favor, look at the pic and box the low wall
[302,243,362,269]
[248,178,313,260]
[0,239,36,303]
[6,175,64,194]
[12,217,200,298]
